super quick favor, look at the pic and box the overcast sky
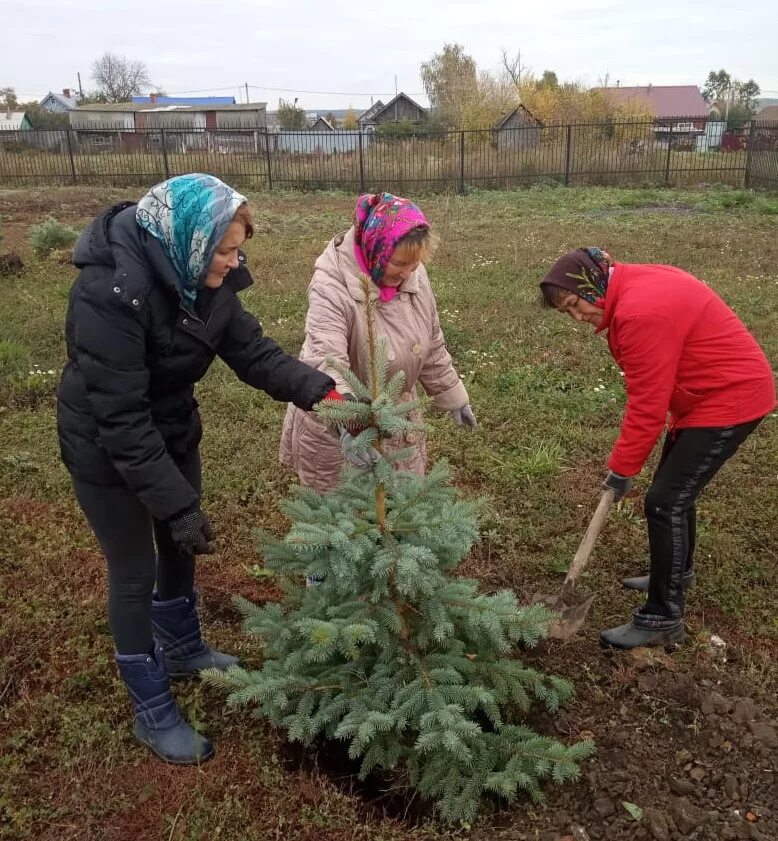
[5,0,777,111]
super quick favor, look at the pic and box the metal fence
[747,121,778,191]
[1,119,777,193]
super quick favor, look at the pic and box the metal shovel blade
[544,588,597,640]
[534,490,615,641]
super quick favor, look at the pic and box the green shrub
[28,217,79,258]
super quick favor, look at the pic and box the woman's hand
[450,404,477,428]
[602,470,633,501]
[168,507,215,555]
[340,428,380,469]
[323,389,368,436]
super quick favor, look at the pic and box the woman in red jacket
[540,248,775,649]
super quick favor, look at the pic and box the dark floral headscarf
[353,192,429,284]
[540,247,614,308]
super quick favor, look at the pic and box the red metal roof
[755,105,778,121]
[595,85,710,118]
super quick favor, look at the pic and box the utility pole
[394,75,398,96]
[77,72,84,98]
[245,82,250,104]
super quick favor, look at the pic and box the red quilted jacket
[598,263,775,477]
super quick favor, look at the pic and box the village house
[39,89,79,113]
[68,101,268,153]
[0,111,32,131]
[595,84,721,150]
[493,105,542,150]
[359,93,426,127]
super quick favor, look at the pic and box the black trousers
[643,420,762,619]
[73,451,201,655]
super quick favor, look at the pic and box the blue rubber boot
[115,643,214,765]
[151,591,239,679]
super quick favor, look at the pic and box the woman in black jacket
[57,174,339,764]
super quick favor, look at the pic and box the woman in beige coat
[280,192,475,492]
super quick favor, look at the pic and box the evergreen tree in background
[207,277,593,822]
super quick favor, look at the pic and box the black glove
[602,470,633,501]
[168,507,215,555]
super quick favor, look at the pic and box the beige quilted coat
[279,227,468,492]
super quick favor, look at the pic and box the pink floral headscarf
[353,192,429,286]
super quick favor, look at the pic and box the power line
[155,85,247,95]
[249,84,425,97]
[15,80,777,100]
[13,82,423,98]
[158,83,425,98]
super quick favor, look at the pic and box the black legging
[643,419,762,619]
[73,451,201,655]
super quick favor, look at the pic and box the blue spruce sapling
[206,276,593,822]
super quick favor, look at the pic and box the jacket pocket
[295,411,342,492]
[669,384,707,419]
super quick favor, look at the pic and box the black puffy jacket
[57,203,334,521]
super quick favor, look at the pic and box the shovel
[537,489,616,641]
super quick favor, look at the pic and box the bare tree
[501,48,526,88]
[91,52,152,102]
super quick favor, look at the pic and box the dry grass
[0,184,776,840]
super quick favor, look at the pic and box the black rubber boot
[622,571,696,593]
[600,609,685,650]
[115,643,214,764]
[152,591,239,679]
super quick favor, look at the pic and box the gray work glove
[168,506,214,555]
[340,428,380,469]
[602,470,633,501]
[450,404,477,427]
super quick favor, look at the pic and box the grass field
[0,184,776,840]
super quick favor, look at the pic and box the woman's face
[204,221,246,289]
[556,292,603,329]
[381,250,420,287]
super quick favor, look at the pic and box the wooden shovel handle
[561,489,615,591]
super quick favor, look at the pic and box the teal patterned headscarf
[136,173,246,308]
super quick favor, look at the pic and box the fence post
[358,131,365,192]
[263,130,273,191]
[160,129,170,178]
[564,124,572,186]
[65,129,77,184]
[459,131,465,194]
[744,119,757,189]
[664,130,673,186]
